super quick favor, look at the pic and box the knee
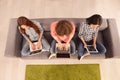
[99,48,106,54]
[21,51,30,57]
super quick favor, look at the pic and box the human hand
[84,43,87,48]
[93,43,96,49]
[37,42,42,49]
[30,43,36,50]
[64,43,70,51]
[57,42,63,50]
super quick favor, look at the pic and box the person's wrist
[83,42,86,45]
[66,42,69,44]
[29,42,33,45]
[93,43,96,45]
[58,41,61,44]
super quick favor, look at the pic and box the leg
[96,40,106,54]
[50,40,57,54]
[21,42,30,56]
[77,40,85,57]
[70,40,76,54]
[78,41,91,60]
[41,38,50,51]
[49,40,57,59]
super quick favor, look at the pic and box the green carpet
[25,64,101,80]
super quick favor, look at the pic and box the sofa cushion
[97,31,104,43]
[99,19,108,31]
[7,18,118,58]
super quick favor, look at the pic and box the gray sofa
[4,18,120,59]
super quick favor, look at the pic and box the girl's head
[17,16,30,27]
[86,14,102,27]
[17,16,40,35]
[55,20,73,36]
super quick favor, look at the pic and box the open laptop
[30,42,42,55]
[86,45,98,53]
[56,43,70,58]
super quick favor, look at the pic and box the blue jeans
[50,40,76,54]
[21,38,50,56]
[77,39,106,57]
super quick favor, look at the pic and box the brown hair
[55,20,73,36]
[17,16,40,36]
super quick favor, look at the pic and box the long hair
[86,14,102,26]
[17,16,40,36]
[55,20,73,36]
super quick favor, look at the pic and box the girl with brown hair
[17,16,50,56]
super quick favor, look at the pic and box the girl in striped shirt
[78,14,106,60]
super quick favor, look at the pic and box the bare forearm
[38,33,42,43]
[80,36,86,45]
[66,35,73,44]
[53,36,61,43]
[26,38,32,44]
[93,36,97,44]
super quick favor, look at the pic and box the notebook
[86,45,98,53]
[30,42,42,55]
[56,43,70,58]
[56,43,70,53]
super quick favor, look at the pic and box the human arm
[32,20,43,49]
[93,28,99,49]
[66,21,75,44]
[78,22,87,48]
[93,36,97,49]
[50,21,62,44]
[80,37,87,48]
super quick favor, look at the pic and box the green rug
[25,64,101,80]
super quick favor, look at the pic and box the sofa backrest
[30,18,108,45]
[32,18,108,31]
[5,18,111,58]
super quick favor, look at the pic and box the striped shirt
[78,22,99,41]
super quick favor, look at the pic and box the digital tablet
[86,45,98,53]
[30,42,42,55]
[56,43,70,53]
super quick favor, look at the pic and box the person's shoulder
[81,21,88,27]
[97,27,99,30]
[31,20,42,28]
[69,21,75,25]
[51,21,58,25]
[31,20,40,24]
[82,21,87,24]
[51,21,58,27]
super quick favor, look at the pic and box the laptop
[86,45,98,53]
[56,43,70,58]
[30,42,42,55]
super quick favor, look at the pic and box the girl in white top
[17,16,50,56]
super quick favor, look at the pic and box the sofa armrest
[4,19,22,57]
[102,19,120,58]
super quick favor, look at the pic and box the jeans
[50,40,76,54]
[77,39,106,57]
[21,38,50,56]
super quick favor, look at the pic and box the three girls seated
[17,14,106,60]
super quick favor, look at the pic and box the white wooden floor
[0,0,120,80]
